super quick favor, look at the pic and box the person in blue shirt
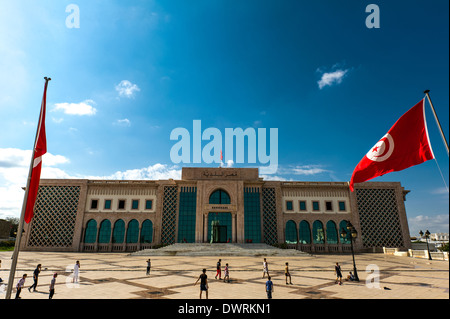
[265,276,274,299]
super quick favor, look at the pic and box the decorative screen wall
[356,188,404,248]
[27,186,80,248]
[161,185,178,245]
[262,187,278,245]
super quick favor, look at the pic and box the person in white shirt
[15,274,27,299]
[262,258,270,278]
[73,261,80,283]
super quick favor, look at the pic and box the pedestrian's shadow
[30,290,49,295]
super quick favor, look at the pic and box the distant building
[430,233,449,241]
[21,167,412,253]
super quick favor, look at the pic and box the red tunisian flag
[24,80,49,223]
[349,99,434,192]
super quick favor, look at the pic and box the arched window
[339,220,351,244]
[285,220,297,244]
[299,220,311,244]
[84,219,97,243]
[98,219,111,243]
[326,220,338,244]
[209,189,231,204]
[126,219,140,243]
[312,220,325,244]
[140,220,153,243]
[112,219,125,243]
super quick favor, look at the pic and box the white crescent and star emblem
[366,133,395,162]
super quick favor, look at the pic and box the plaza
[1,248,448,300]
[4,167,447,302]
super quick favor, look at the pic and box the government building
[21,167,412,253]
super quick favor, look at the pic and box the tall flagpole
[424,90,449,156]
[5,77,51,299]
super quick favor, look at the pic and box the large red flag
[350,99,434,191]
[24,80,49,223]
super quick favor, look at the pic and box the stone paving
[0,246,448,300]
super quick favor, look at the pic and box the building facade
[21,167,412,253]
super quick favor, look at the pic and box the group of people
[11,260,80,299]
[194,259,356,299]
[334,262,356,285]
[5,258,354,299]
[213,259,230,283]
[194,258,294,299]
[262,258,294,299]
[193,258,231,299]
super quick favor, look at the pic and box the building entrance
[211,225,228,243]
[208,212,232,243]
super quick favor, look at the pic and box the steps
[130,243,310,257]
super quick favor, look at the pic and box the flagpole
[424,90,449,156]
[5,77,51,299]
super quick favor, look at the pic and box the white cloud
[0,147,181,219]
[0,148,71,219]
[408,214,449,235]
[0,148,70,170]
[113,118,131,127]
[292,165,328,175]
[260,175,290,181]
[220,160,234,168]
[430,187,449,196]
[115,80,140,98]
[278,165,329,176]
[53,99,97,116]
[51,117,64,123]
[317,69,349,89]
[101,164,181,181]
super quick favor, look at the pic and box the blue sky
[0,0,448,234]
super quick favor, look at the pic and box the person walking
[285,262,293,285]
[28,264,41,292]
[215,259,222,280]
[194,269,209,299]
[335,262,343,285]
[224,263,230,283]
[73,260,80,283]
[15,274,27,299]
[146,259,151,276]
[49,273,57,299]
[262,258,270,278]
[265,276,274,299]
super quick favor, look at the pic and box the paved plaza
[0,247,448,300]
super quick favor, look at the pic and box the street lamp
[340,221,359,282]
[419,230,432,260]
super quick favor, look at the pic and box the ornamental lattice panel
[161,186,178,245]
[27,186,80,248]
[262,187,278,245]
[356,188,404,248]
